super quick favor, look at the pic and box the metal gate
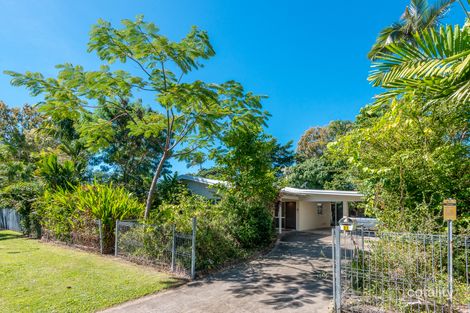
[332,226,469,312]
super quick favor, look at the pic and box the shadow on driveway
[103,231,333,313]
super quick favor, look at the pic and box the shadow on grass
[0,230,23,241]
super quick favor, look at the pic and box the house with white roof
[179,175,368,231]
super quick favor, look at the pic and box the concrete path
[103,230,333,313]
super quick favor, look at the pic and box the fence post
[447,220,453,312]
[98,220,103,254]
[333,226,342,313]
[171,224,176,272]
[115,220,119,256]
[332,228,336,312]
[191,217,197,280]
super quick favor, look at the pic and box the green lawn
[0,230,179,313]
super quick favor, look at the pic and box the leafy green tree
[89,101,168,198]
[296,120,352,161]
[288,120,354,191]
[334,9,470,233]
[367,0,455,59]
[284,157,355,190]
[197,138,293,179]
[270,139,295,176]
[332,98,469,232]
[0,102,54,235]
[0,181,43,235]
[6,16,268,218]
[214,128,278,248]
[0,101,48,164]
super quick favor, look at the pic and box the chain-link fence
[42,219,102,253]
[332,226,469,312]
[115,218,196,278]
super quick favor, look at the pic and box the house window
[317,203,323,215]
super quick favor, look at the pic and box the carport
[276,187,364,232]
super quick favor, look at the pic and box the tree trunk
[144,151,168,219]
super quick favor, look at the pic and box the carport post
[278,202,282,234]
[333,226,341,312]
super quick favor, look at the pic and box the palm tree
[368,0,455,60]
[368,23,470,106]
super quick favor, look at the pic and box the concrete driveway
[103,230,333,313]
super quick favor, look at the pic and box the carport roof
[281,187,363,197]
[179,175,363,201]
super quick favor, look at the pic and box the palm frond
[422,0,455,28]
[368,24,470,106]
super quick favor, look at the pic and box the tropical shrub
[36,153,83,190]
[38,183,143,252]
[151,190,244,271]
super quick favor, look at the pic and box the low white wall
[297,201,332,231]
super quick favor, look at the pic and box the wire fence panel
[115,218,196,278]
[333,227,470,313]
[42,219,102,252]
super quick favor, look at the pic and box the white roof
[179,175,363,199]
[178,174,227,186]
[281,187,363,197]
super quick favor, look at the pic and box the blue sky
[0,0,466,173]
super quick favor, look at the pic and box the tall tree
[296,120,352,161]
[89,101,168,199]
[330,18,470,232]
[367,0,455,60]
[7,16,268,218]
[214,128,278,248]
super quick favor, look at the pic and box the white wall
[297,201,332,230]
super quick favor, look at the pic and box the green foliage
[296,120,352,162]
[352,234,470,309]
[151,190,246,271]
[37,188,80,242]
[5,16,269,218]
[153,173,188,206]
[39,183,143,251]
[330,98,469,232]
[333,11,470,234]
[36,153,83,190]
[0,181,43,235]
[89,101,168,199]
[74,183,144,231]
[284,157,355,191]
[288,120,354,191]
[369,23,470,106]
[367,0,455,59]
[269,139,295,176]
[214,129,279,248]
